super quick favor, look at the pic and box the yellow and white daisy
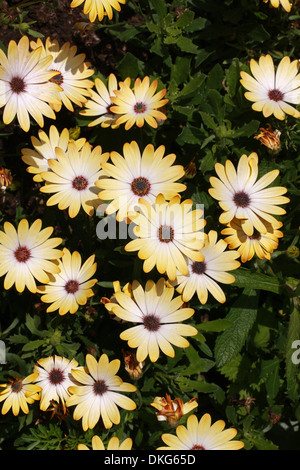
[95,141,186,222]
[66,353,137,431]
[78,435,132,450]
[34,355,79,412]
[170,230,240,305]
[263,0,292,12]
[125,194,206,281]
[30,37,94,112]
[240,54,300,120]
[0,373,41,416]
[40,141,109,218]
[110,278,198,363]
[79,74,131,128]
[221,217,284,263]
[0,218,62,293]
[0,35,62,132]
[151,393,198,427]
[157,413,244,450]
[208,152,289,236]
[70,0,126,22]
[110,76,168,130]
[37,248,98,315]
[21,125,86,182]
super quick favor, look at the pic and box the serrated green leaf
[175,10,195,28]
[260,358,281,401]
[176,36,198,54]
[170,56,191,86]
[22,339,45,351]
[148,0,167,21]
[214,289,258,368]
[200,111,217,130]
[233,268,283,294]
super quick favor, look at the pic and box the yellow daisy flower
[240,55,300,120]
[79,74,131,128]
[170,230,240,305]
[125,194,206,281]
[37,248,98,315]
[70,0,126,22]
[0,219,62,293]
[221,217,284,263]
[157,413,244,450]
[110,76,168,130]
[40,141,109,218]
[263,0,292,12]
[151,393,198,427]
[34,355,79,412]
[0,35,62,132]
[66,353,137,431]
[21,125,86,182]
[208,152,289,236]
[30,37,95,112]
[0,373,41,416]
[95,140,186,222]
[110,278,198,363]
[78,435,132,450]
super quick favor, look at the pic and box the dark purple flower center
[249,229,261,241]
[233,191,250,208]
[158,225,174,243]
[65,280,79,294]
[49,368,65,385]
[50,70,64,85]
[10,76,26,94]
[143,314,160,331]
[93,379,108,395]
[191,261,207,275]
[11,380,23,393]
[268,89,284,102]
[14,246,31,263]
[191,444,205,450]
[131,177,151,196]
[134,102,147,114]
[72,176,88,191]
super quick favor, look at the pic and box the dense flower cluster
[0,0,296,452]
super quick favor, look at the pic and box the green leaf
[260,358,281,401]
[116,53,144,80]
[197,319,232,332]
[230,120,260,138]
[148,0,167,23]
[175,10,195,28]
[170,56,191,86]
[176,376,220,394]
[22,339,45,351]
[199,111,217,130]
[176,125,207,145]
[206,63,224,90]
[176,36,198,54]
[233,268,283,294]
[183,344,215,375]
[179,73,206,97]
[185,16,209,33]
[214,289,258,367]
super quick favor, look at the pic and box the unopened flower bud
[122,349,144,379]
[254,124,281,152]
